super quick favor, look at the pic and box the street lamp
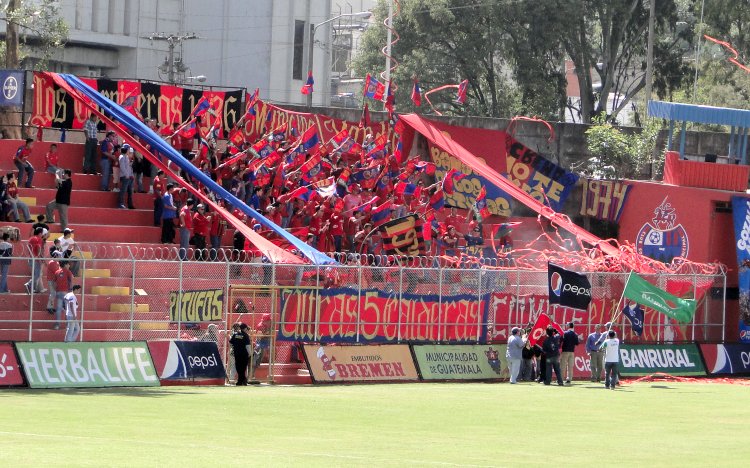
[306,11,371,108]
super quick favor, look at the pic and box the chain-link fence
[0,244,729,380]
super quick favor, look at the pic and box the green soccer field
[0,381,746,467]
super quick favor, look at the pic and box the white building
[17,0,353,106]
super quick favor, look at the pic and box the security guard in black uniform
[229,323,251,385]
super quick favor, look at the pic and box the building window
[292,20,305,81]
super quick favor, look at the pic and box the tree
[352,0,565,120]
[579,116,661,180]
[3,0,68,69]
[557,0,692,123]
[1,0,67,138]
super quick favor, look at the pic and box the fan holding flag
[300,71,314,95]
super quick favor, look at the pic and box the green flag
[623,272,696,323]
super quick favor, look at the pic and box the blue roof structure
[647,100,750,163]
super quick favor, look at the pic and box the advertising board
[618,344,706,376]
[699,343,750,375]
[303,344,418,383]
[412,344,508,380]
[148,340,226,383]
[16,342,159,388]
[0,343,24,386]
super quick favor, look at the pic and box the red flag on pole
[528,313,564,346]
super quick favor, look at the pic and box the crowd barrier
[3,341,750,389]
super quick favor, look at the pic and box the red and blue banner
[731,196,750,342]
[30,72,243,134]
[278,288,489,343]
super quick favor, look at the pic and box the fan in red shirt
[45,144,60,174]
[192,204,210,260]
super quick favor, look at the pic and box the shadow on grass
[0,387,202,398]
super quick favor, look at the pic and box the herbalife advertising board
[412,344,509,380]
[618,344,706,376]
[16,342,160,388]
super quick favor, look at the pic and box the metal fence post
[26,251,33,340]
[356,261,362,343]
[177,258,183,338]
[476,267,483,342]
[437,267,443,341]
[129,256,136,340]
[79,255,88,342]
[397,266,403,342]
[721,272,727,342]
[314,263,321,341]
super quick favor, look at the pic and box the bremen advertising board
[303,344,418,383]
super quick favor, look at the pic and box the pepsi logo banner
[148,340,226,381]
[303,344,418,383]
[699,343,750,375]
[0,343,24,386]
[547,263,592,311]
[279,288,488,343]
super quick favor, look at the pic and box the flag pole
[609,272,631,331]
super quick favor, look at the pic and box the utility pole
[145,32,199,83]
[644,0,656,104]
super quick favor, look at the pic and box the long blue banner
[731,196,750,342]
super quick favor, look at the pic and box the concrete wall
[280,105,735,173]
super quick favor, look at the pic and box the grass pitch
[0,381,746,467]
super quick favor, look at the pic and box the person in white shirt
[64,285,81,342]
[599,330,620,390]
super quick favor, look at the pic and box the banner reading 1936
[279,288,488,343]
[169,289,224,322]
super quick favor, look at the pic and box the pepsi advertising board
[148,340,226,383]
[699,343,750,375]
[730,196,750,342]
[0,343,25,386]
[0,70,24,107]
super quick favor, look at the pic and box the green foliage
[582,117,661,180]
[352,0,561,119]
[3,0,68,68]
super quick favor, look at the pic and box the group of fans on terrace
[132,99,510,263]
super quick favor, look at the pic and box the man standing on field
[599,330,620,390]
[560,322,579,384]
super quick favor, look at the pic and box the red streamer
[704,34,750,73]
